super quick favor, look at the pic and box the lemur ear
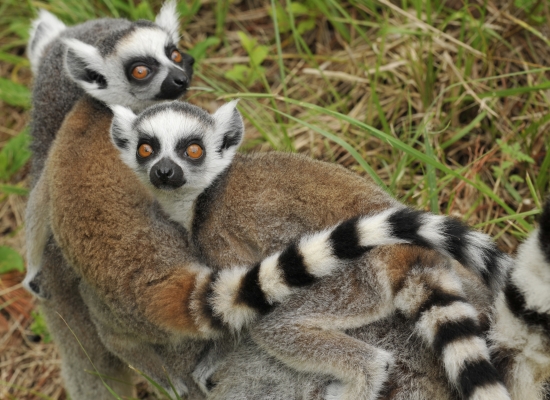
[63,38,107,91]
[213,100,244,153]
[155,1,180,44]
[28,9,66,75]
[110,105,137,151]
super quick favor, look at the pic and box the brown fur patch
[374,245,444,293]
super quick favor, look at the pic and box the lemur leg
[40,247,135,400]
[24,168,51,298]
[78,282,191,399]
[252,317,394,400]
[396,264,510,400]
[248,250,398,400]
[192,337,236,395]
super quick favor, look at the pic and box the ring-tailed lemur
[25,3,198,398]
[25,99,508,399]
[101,100,509,400]
[31,95,512,399]
[24,1,194,297]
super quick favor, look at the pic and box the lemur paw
[364,348,395,399]
[192,362,218,395]
[22,271,49,300]
[325,382,345,400]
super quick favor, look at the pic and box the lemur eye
[171,50,182,63]
[132,66,149,80]
[186,144,203,159]
[138,143,153,158]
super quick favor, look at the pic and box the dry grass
[1,0,550,398]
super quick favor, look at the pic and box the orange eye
[171,50,182,63]
[138,143,153,158]
[186,144,203,159]
[132,65,149,79]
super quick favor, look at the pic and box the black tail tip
[539,196,550,262]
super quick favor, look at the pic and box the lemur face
[63,1,194,111]
[110,101,243,195]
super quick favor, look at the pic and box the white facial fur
[63,1,190,112]
[110,101,243,230]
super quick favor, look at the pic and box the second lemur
[27,99,508,399]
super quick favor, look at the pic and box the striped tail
[392,254,510,400]
[413,289,510,399]
[382,207,512,293]
[488,197,550,399]
[196,206,510,332]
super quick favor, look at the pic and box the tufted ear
[155,0,180,44]
[110,105,137,151]
[213,100,244,153]
[63,38,107,92]
[28,9,67,74]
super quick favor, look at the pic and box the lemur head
[110,100,243,199]
[63,1,194,111]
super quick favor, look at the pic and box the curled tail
[410,286,509,399]
[28,10,66,74]
[192,206,510,333]
[392,252,510,400]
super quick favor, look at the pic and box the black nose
[156,164,174,179]
[150,158,185,189]
[158,68,189,99]
[173,74,188,88]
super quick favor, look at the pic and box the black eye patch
[124,56,160,84]
[175,135,206,166]
[136,133,161,165]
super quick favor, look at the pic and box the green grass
[1,0,550,398]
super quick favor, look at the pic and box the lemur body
[28,96,512,399]
[24,4,196,398]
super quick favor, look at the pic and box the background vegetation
[0,0,549,398]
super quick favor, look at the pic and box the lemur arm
[23,166,51,297]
